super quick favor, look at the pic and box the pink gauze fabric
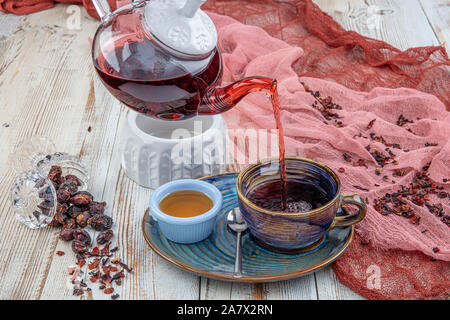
[208,12,450,261]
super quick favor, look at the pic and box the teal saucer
[142,173,354,282]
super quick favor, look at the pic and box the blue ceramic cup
[149,179,223,243]
[237,157,367,253]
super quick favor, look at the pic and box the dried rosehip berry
[53,203,69,223]
[38,186,53,201]
[88,258,100,270]
[73,228,91,244]
[76,212,91,228]
[70,191,93,207]
[104,287,114,295]
[89,214,113,231]
[67,205,83,219]
[56,203,69,215]
[38,200,53,215]
[49,217,62,227]
[32,210,41,219]
[56,188,71,203]
[59,228,75,241]
[89,201,106,216]
[97,229,114,245]
[60,179,79,195]
[48,165,62,184]
[54,212,66,225]
[65,174,82,186]
[72,240,88,254]
[73,288,84,296]
[63,218,77,229]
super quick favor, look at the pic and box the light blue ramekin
[149,179,223,243]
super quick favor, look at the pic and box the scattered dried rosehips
[89,201,106,216]
[342,153,352,162]
[72,240,88,254]
[396,114,413,127]
[54,204,69,224]
[104,287,114,295]
[56,188,71,203]
[76,212,91,228]
[67,206,83,219]
[65,174,82,186]
[60,179,79,195]
[367,119,376,129]
[73,228,91,244]
[48,165,62,184]
[71,193,91,207]
[70,191,93,207]
[42,165,127,298]
[89,214,113,231]
[59,228,75,241]
[88,258,101,270]
[97,229,114,245]
[63,218,77,229]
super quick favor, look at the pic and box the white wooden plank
[264,277,318,299]
[419,0,450,50]
[314,268,364,300]
[39,57,124,299]
[200,275,318,300]
[21,5,122,300]
[0,7,89,300]
[313,0,441,50]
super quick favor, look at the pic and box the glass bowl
[10,136,89,229]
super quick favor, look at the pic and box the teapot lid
[143,0,217,58]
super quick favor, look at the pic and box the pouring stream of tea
[268,83,287,210]
[205,77,288,210]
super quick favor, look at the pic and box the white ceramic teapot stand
[120,111,228,189]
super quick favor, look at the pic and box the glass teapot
[91,0,276,120]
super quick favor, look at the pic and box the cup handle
[329,193,366,229]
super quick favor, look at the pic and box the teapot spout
[198,76,277,115]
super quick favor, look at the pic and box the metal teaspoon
[226,207,248,278]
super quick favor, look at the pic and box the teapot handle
[92,0,111,21]
[181,0,207,18]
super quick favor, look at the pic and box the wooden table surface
[0,0,447,300]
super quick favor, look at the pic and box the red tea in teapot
[94,37,222,120]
